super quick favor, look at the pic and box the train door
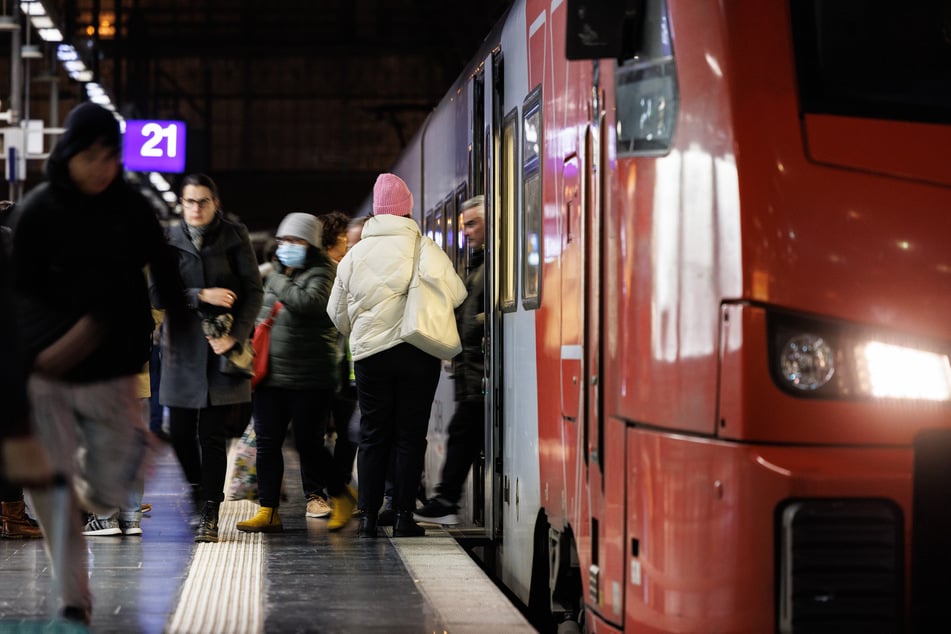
[483,51,503,543]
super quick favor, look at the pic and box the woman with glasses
[155,173,263,542]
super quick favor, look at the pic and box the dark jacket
[0,238,29,437]
[155,214,264,408]
[11,157,184,384]
[258,249,340,390]
[453,248,485,402]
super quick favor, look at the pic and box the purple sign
[123,119,186,173]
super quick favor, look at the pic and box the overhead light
[38,28,62,42]
[21,44,43,59]
[30,15,52,28]
[0,16,19,31]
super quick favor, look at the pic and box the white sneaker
[82,513,121,536]
[305,496,332,518]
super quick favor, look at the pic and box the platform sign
[123,119,186,173]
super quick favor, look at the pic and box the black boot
[393,511,426,537]
[195,501,219,543]
[357,514,378,539]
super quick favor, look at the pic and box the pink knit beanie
[372,173,413,217]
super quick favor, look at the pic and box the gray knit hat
[276,212,322,248]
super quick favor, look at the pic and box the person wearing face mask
[236,212,356,534]
[156,173,263,543]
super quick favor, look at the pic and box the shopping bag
[228,425,258,500]
[399,236,462,360]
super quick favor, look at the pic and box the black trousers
[168,404,237,504]
[355,343,440,515]
[253,386,340,508]
[435,400,484,505]
[330,391,358,490]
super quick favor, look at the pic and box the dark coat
[453,248,485,402]
[155,214,264,408]
[257,249,340,390]
[11,164,184,384]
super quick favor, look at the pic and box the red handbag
[251,301,283,389]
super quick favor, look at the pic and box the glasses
[181,197,213,209]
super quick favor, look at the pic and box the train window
[424,208,435,241]
[444,194,457,266]
[791,1,951,123]
[434,202,445,251]
[455,184,469,277]
[614,0,679,155]
[522,87,542,310]
[500,109,518,312]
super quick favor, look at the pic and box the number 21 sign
[123,119,186,173]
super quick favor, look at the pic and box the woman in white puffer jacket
[328,173,466,538]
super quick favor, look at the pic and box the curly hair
[319,211,350,250]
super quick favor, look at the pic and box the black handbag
[219,340,255,379]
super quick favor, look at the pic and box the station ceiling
[5,1,513,229]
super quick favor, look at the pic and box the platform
[0,440,536,633]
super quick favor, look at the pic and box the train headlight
[855,342,951,401]
[768,310,951,402]
[779,334,835,391]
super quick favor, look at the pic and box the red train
[370,1,951,631]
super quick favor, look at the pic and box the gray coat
[258,249,340,390]
[155,215,264,408]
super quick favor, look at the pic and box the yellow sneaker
[328,485,357,532]
[236,506,283,533]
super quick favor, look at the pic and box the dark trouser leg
[168,407,202,487]
[392,345,440,514]
[148,345,163,434]
[354,352,399,517]
[435,401,485,505]
[330,394,358,487]
[252,387,291,508]
[196,404,234,504]
[287,388,336,498]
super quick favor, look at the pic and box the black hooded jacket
[11,103,185,383]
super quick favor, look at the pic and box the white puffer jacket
[328,215,466,361]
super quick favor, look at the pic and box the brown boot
[1,501,43,539]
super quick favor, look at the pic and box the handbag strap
[263,301,283,327]
[407,234,421,292]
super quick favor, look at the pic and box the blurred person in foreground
[155,173,263,543]
[0,201,45,539]
[235,212,356,534]
[10,101,186,626]
[328,174,466,538]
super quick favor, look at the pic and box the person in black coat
[11,102,186,625]
[154,173,263,543]
[414,195,486,525]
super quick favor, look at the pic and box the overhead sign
[123,119,186,173]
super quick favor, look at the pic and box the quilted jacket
[328,214,466,362]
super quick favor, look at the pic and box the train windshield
[791,0,951,124]
[614,0,678,155]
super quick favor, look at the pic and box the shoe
[393,511,426,537]
[377,507,395,527]
[413,498,459,525]
[305,496,332,518]
[62,605,91,626]
[236,506,283,533]
[357,514,378,539]
[1,501,43,539]
[119,518,143,536]
[82,513,121,536]
[328,485,357,531]
[195,502,219,543]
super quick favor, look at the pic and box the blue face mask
[276,243,308,268]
